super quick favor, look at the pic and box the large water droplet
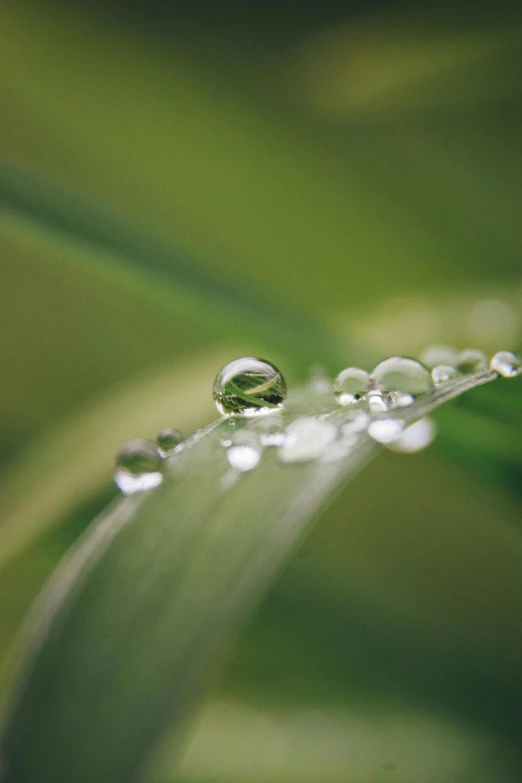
[368,418,405,444]
[431,364,461,385]
[369,356,433,399]
[456,349,488,374]
[213,357,286,417]
[490,350,522,378]
[333,367,369,407]
[114,439,163,494]
[156,428,184,457]
[385,417,436,454]
[420,345,459,369]
[278,417,337,463]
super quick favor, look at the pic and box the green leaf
[0,370,498,783]
[0,175,344,374]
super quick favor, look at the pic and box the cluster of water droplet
[114,428,184,495]
[114,348,521,493]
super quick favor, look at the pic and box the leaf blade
[0,371,499,783]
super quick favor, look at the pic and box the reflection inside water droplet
[114,439,163,494]
[456,349,488,375]
[490,350,522,378]
[156,428,184,457]
[213,357,286,417]
[369,356,433,399]
[333,367,369,407]
[431,364,461,385]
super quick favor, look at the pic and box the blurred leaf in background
[0,0,521,781]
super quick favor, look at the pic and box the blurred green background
[1,1,522,781]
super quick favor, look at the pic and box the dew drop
[369,356,433,399]
[420,345,459,369]
[278,417,337,463]
[213,357,286,417]
[225,431,262,472]
[368,418,405,444]
[114,439,163,494]
[389,391,414,408]
[333,367,369,407]
[156,428,184,457]
[227,444,261,472]
[308,364,331,393]
[256,414,287,447]
[385,417,436,454]
[456,349,488,374]
[490,350,522,378]
[431,364,461,385]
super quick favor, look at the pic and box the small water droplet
[385,417,436,454]
[213,357,286,417]
[367,392,388,412]
[369,356,433,399]
[225,431,262,472]
[114,439,163,494]
[368,418,405,444]
[227,444,261,472]
[333,367,369,407]
[456,349,488,374]
[389,391,414,408]
[431,364,461,385]
[490,350,522,378]
[156,428,184,457]
[278,417,337,463]
[308,364,331,393]
[420,345,459,369]
[256,414,287,447]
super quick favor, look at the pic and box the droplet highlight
[490,350,522,378]
[369,356,433,400]
[431,364,461,385]
[227,444,261,472]
[156,428,184,457]
[385,417,436,454]
[213,357,286,417]
[114,439,163,494]
[456,349,488,375]
[333,367,369,407]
